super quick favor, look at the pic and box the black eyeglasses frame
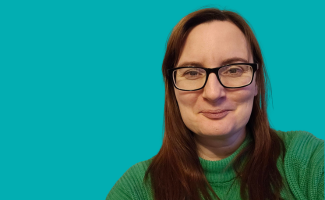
[168,63,258,91]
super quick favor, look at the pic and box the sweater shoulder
[275,130,323,147]
[275,130,324,167]
[274,130,324,199]
[275,130,324,160]
[115,158,153,186]
[125,158,153,180]
[106,158,153,200]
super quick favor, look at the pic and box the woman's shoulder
[124,158,153,179]
[114,157,153,186]
[275,130,324,150]
[274,130,324,199]
[106,158,154,200]
[274,130,324,165]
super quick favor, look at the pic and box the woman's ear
[254,81,258,96]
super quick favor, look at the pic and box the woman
[106,8,324,200]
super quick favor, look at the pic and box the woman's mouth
[200,110,230,119]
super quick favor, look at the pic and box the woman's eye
[224,67,243,75]
[185,71,199,76]
[180,69,205,79]
[229,68,240,73]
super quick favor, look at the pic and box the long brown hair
[145,8,286,200]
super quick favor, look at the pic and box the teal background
[1,0,324,199]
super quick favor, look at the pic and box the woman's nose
[202,73,226,102]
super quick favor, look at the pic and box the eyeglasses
[168,63,258,91]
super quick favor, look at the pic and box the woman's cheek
[176,91,200,109]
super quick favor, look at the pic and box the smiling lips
[200,110,231,119]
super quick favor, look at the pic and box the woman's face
[174,20,258,139]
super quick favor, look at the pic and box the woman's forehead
[177,21,252,67]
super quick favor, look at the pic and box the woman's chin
[196,127,233,138]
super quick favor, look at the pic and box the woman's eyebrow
[221,57,249,66]
[177,57,249,68]
[176,61,203,68]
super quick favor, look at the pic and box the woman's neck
[195,129,246,161]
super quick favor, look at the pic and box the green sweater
[106,131,324,199]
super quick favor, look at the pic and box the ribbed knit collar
[199,133,252,183]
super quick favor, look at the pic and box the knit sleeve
[318,171,324,200]
[281,131,324,200]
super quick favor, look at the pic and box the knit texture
[106,131,324,200]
